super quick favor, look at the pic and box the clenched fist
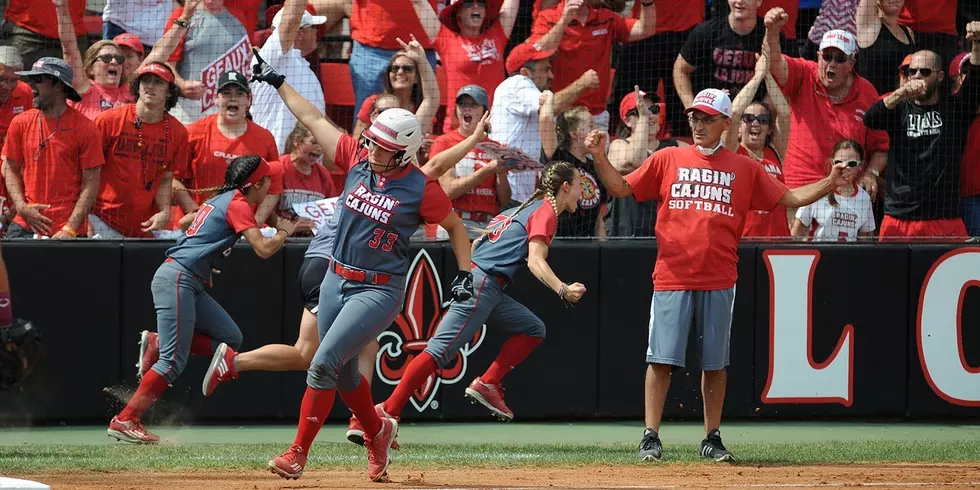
[764,7,789,30]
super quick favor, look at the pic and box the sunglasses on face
[834,159,862,167]
[741,113,771,124]
[389,64,416,74]
[27,74,56,85]
[901,67,934,77]
[462,0,487,5]
[96,54,126,64]
[820,51,850,64]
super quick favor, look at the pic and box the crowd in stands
[0,0,978,242]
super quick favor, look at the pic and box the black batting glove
[251,48,285,89]
[451,271,474,302]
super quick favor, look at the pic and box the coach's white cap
[685,89,732,118]
[819,29,858,57]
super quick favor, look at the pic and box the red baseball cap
[246,159,284,187]
[618,89,660,122]
[505,42,556,75]
[136,63,175,83]
[950,52,970,78]
[113,33,144,55]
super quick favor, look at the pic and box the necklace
[134,105,169,191]
[34,112,62,163]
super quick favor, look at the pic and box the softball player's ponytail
[181,155,265,198]
[509,161,577,218]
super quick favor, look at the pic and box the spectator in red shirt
[411,0,520,134]
[0,0,88,69]
[433,85,511,236]
[89,63,189,239]
[723,39,792,239]
[175,71,280,226]
[531,0,657,134]
[54,0,134,121]
[352,38,441,140]
[899,0,958,70]
[0,48,33,146]
[588,88,851,463]
[2,57,103,239]
[113,33,147,85]
[614,1,703,141]
[674,0,776,138]
[276,123,338,219]
[765,10,890,205]
[348,0,439,119]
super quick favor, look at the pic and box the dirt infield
[23,463,980,489]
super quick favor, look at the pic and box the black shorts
[297,256,330,313]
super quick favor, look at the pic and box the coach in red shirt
[530,0,657,134]
[765,10,889,201]
[589,88,851,463]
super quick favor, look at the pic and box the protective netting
[0,0,976,242]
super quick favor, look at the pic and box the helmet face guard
[361,132,407,173]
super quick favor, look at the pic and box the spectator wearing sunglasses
[792,139,876,241]
[53,0,135,122]
[865,34,980,240]
[353,38,440,141]
[410,0,519,134]
[765,11,889,206]
[605,87,686,237]
[855,0,915,96]
[723,37,792,239]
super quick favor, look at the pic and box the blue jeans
[961,196,980,236]
[349,41,439,119]
[102,21,126,40]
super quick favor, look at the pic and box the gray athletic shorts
[646,288,735,371]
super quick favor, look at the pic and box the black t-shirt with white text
[864,63,980,220]
[548,147,610,237]
[679,17,776,101]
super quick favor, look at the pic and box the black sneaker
[699,429,735,463]
[638,428,663,461]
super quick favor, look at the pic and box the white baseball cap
[819,29,858,57]
[273,8,327,29]
[685,89,732,118]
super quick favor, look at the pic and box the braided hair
[509,161,578,218]
[182,155,264,197]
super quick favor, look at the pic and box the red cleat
[268,444,306,480]
[348,404,400,449]
[464,377,514,421]
[136,331,159,381]
[365,417,398,482]
[107,416,159,444]
[202,342,238,396]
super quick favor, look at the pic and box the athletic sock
[339,375,382,437]
[481,334,543,385]
[383,351,437,418]
[118,370,169,421]
[189,333,213,356]
[293,386,336,454]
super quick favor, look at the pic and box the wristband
[276,228,288,238]
[61,225,77,237]
[174,18,189,29]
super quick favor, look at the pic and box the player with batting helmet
[379,161,587,423]
[248,47,475,482]
[107,155,308,444]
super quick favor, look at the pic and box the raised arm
[609,86,650,172]
[673,55,696,110]
[766,72,791,157]
[539,91,559,160]
[409,0,441,44]
[533,0,582,52]
[552,69,599,113]
[724,46,769,151]
[855,0,881,49]
[276,0,309,54]
[253,49,345,161]
[498,0,521,38]
[779,163,850,208]
[52,0,90,94]
[585,131,633,198]
[421,112,490,178]
[400,36,440,136]
[764,7,790,86]
[629,0,656,42]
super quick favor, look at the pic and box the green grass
[1,440,979,473]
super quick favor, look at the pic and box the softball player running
[249,49,475,482]
[380,161,587,422]
[107,156,306,444]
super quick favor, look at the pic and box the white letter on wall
[762,251,854,406]
[918,249,980,406]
